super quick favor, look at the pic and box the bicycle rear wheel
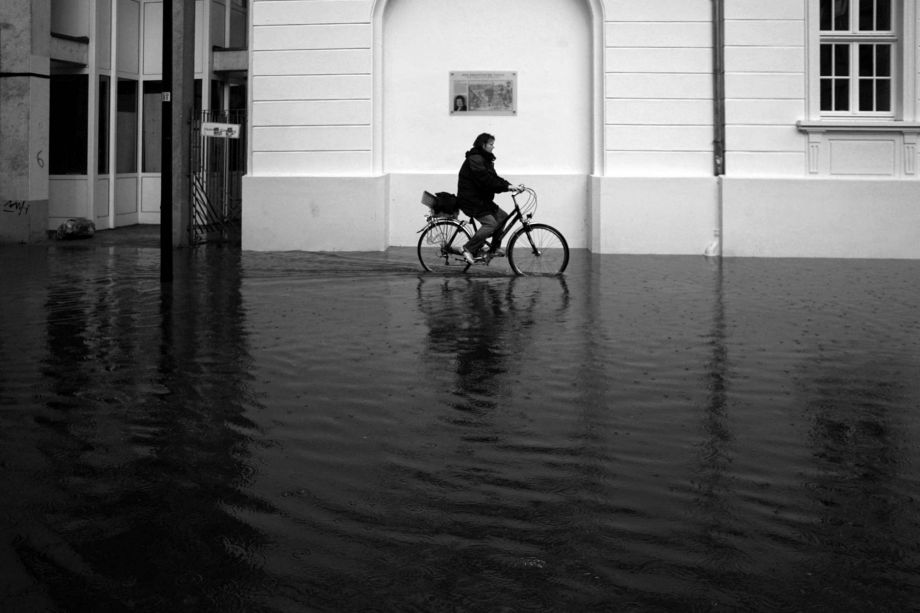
[508,223,569,275]
[417,220,473,273]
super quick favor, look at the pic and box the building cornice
[797,120,920,134]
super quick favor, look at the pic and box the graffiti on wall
[3,200,31,216]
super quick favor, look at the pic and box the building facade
[0,0,247,243]
[4,0,918,257]
[243,0,920,258]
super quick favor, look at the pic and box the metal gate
[190,110,246,244]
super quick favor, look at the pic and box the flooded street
[2,240,919,612]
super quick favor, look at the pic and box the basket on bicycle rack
[421,191,459,219]
[421,191,437,208]
[516,188,537,218]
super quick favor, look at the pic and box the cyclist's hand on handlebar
[510,184,526,194]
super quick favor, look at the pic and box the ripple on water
[1,248,919,611]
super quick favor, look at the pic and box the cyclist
[456,133,519,264]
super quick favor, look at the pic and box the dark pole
[160,0,173,282]
[711,0,726,177]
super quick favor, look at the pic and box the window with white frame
[801,0,919,176]
[819,0,895,116]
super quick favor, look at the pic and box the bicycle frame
[468,190,533,247]
[417,186,568,275]
[419,188,534,251]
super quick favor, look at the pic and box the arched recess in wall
[371,0,605,176]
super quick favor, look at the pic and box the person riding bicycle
[456,133,520,264]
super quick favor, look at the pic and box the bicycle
[416,187,569,276]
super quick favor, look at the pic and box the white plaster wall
[723,178,920,258]
[242,0,920,257]
[382,0,591,174]
[592,177,718,254]
[250,0,374,176]
[380,0,593,248]
[603,0,714,176]
[386,174,589,248]
[598,0,720,254]
[724,0,806,176]
[243,176,387,250]
[604,0,811,177]
[246,0,598,251]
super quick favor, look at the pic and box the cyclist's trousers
[464,207,509,254]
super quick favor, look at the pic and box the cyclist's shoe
[489,248,505,258]
[461,249,476,265]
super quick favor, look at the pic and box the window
[98,75,110,174]
[194,79,203,114]
[116,79,138,173]
[818,0,895,116]
[49,74,88,175]
[801,1,919,176]
[142,81,163,172]
[806,0,918,123]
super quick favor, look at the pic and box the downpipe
[706,0,726,258]
[705,176,723,257]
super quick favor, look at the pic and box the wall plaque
[450,71,517,116]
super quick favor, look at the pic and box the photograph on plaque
[450,71,517,115]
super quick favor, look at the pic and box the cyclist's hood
[466,146,496,162]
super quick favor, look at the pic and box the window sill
[797,120,920,134]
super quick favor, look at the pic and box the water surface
[1,243,919,612]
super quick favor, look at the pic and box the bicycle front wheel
[417,220,473,273]
[508,223,569,275]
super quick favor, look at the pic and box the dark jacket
[456,147,511,217]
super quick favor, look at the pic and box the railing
[190,110,246,244]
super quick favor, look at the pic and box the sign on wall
[449,71,517,116]
[201,122,241,138]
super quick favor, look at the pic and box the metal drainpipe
[707,0,726,257]
[712,0,725,176]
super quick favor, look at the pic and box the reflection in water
[7,247,270,611]
[697,258,732,524]
[1,247,919,611]
[691,257,739,594]
[454,279,515,407]
[419,276,570,415]
[793,291,915,611]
